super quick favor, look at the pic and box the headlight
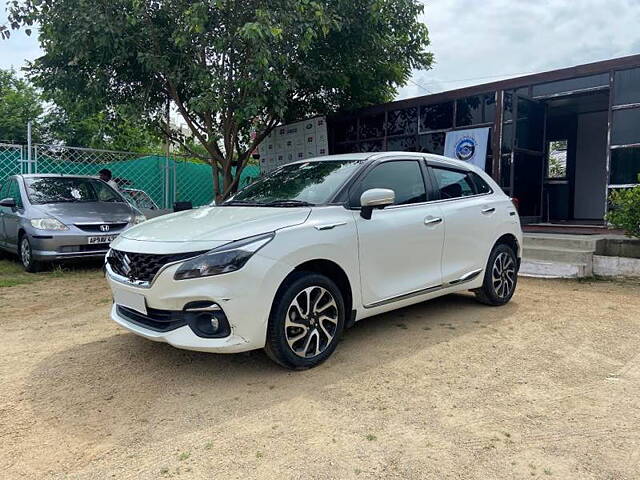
[30,218,69,231]
[132,214,146,225]
[174,232,275,280]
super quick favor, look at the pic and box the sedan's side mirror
[359,188,395,220]
[0,197,17,208]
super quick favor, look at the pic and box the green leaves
[7,0,432,198]
[607,179,640,238]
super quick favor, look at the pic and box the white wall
[574,111,608,220]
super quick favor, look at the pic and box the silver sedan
[0,174,145,272]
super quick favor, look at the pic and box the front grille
[75,222,129,233]
[108,249,206,283]
[117,306,187,332]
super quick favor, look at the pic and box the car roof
[285,151,478,172]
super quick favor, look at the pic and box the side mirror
[359,188,395,220]
[0,197,17,208]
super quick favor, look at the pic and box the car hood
[119,206,311,243]
[33,201,136,224]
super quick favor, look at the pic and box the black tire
[474,243,518,306]
[19,234,41,273]
[265,271,345,370]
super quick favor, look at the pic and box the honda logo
[100,224,110,232]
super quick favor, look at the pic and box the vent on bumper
[117,306,187,332]
[108,249,206,283]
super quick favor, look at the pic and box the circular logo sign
[455,137,476,161]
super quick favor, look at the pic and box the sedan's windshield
[226,160,363,206]
[25,177,124,204]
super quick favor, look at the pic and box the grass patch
[0,258,103,289]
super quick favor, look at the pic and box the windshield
[122,189,157,209]
[25,177,124,205]
[227,160,363,206]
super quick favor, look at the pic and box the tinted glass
[359,112,385,139]
[614,68,640,106]
[333,118,358,143]
[8,179,23,207]
[610,147,640,185]
[516,97,545,151]
[456,93,497,127]
[611,108,640,146]
[231,160,362,205]
[503,92,514,122]
[418,132,446,155]
[24,177,123,205]
[500,154,512,188]
[356,161,426,206]
[531,74,609,97]
[387,135,418,152]
[387,107,418,135]
[357,140,383,152]
[471,172,492,194]
[419,102,454,132]
[501,123,514,153]
[432,168,476,199]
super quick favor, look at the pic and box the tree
[8,0,432,201]
[0,68,44,143]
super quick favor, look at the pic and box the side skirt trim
[363,268,484,309]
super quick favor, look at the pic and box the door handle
[424,217,443,226]
[481,207,496,215]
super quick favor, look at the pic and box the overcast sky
[2,0,639,100]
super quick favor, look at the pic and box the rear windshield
[25,177,124,205]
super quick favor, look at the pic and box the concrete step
[523,245,595,265]
[519,259,591,279]
[523,233,601,251]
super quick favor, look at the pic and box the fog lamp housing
[183,301,231,338]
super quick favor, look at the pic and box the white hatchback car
[106,152,522,369]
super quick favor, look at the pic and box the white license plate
[113,289,147,315]
[87,234,118,245]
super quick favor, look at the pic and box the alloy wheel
[21,237,32,268]
[491,252,516,298]
[285,286,339,358]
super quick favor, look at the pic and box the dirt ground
[1,264,639,480]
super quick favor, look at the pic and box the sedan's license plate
[87,234,118,245]
[113,289,147,315]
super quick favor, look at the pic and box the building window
[610,147,640,185]
[387,107,418,136]
[613,68,640,106]
[358,112,385,140]
[334,118,358,143]
[611,108,640,146]
[531,73,609,98]
[456,93,496,127]
[419,102,454,133]
[418,132,446,155]
[387,135,418,152]
[547,140,568,178]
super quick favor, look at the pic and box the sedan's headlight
[30,218,69,231]
[174,232,275,280]
[132,214,146,225]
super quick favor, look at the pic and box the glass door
[509,95,547,219]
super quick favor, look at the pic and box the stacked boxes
[258,117,328,174]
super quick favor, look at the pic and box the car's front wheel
[265,272,345,370]
[19,234,41,273]
[474,244,518,306]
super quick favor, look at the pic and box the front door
[510,96,546,220]
[352,159,445,307]
[3,179,24,248]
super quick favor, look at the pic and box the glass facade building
[326,55,640,223]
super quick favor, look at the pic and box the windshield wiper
[222,200,265,207]
[264,199,316,207]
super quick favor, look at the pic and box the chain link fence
[0,143,261,208]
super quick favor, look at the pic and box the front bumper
[30,232,122,261]
[105,252,291,353]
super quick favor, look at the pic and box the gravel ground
[1,266,639,479]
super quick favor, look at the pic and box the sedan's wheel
[19,235,41,273]
[475,244,518,306]
[265,272,345,370]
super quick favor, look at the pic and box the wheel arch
[494,233,520,258]
[277,259,355,328]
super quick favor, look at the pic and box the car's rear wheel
[19,234,41,273]
[474,244,518,306]
[265,272,345,370]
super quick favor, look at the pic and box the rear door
[428,165,498,284]
[352,159,445,307]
